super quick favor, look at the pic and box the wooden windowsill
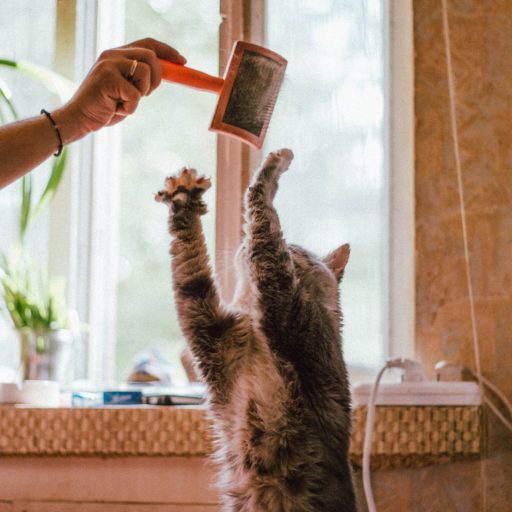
[0,404,482,470]
[0,405,211,457]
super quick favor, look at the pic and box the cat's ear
[324,244,350,281]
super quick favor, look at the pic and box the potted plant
[0,252,72,382]
[0,59,76,383]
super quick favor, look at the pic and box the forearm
[0,38,187,190]
[0,106,85,189]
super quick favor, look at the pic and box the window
[115,0,220,381]
[1,1,413,384]
[0,0,58,377]
[264,0,389,372]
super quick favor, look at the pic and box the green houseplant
[0,59,73,238]
[0,59,76,382]
[0,250,71,381]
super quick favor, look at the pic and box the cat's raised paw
[263,148,294,174]
[155,167,212,205]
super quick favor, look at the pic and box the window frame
[48,0,126,383]
[47,0,414,383]
[388,0,415,361]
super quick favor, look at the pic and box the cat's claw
[155,167,212,204]
[263,148,294,174]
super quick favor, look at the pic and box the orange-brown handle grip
[159,59,223,94]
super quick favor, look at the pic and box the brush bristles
[221,50,286,138]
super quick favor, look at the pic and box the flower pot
[17,328,73,383]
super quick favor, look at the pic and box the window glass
[0,0,57,253]
[265,0,387,370]
[116,0,220,381]
[0,0,57,376]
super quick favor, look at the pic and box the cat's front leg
[243,149,296,337]
[156,169,241,403]
[248,148,294,203]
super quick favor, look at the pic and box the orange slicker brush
[159,41,287,149]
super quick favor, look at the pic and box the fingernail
[177,54,187,65]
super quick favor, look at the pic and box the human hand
[53,38,186,143]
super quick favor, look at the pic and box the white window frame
[388,0,415,361]
[48,0,125,383]
[48,0,414,383]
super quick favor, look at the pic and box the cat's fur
[156,149,356,512]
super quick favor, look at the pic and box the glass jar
[17,328,73,383]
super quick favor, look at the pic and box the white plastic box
[351,381,482,407]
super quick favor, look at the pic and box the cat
[156,149,356,512]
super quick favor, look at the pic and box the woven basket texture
[0,405,482,469]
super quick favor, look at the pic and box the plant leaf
[15,60,75,103]
[20,175,33,240]
[0,59,17,68]
[31,148,68,220]
[1,58,75,236]
[0,253,68,329]
[0,77,18,120]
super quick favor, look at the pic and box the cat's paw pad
[155,168,212,205]
[263,148,294,174]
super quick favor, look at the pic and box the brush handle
[159,59,223,94]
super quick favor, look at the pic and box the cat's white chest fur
[234,331,288,429]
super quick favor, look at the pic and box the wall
[414,0,512,456]
[0,456,219,511]
[359,1,512,510]
[414,0,512,400]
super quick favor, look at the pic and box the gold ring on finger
[128,59,138,79]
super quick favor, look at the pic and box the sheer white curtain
[264,0,388,370]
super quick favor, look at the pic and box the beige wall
[414,0,512,401]
[366,1,512,510]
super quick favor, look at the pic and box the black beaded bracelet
[40,109,63,157]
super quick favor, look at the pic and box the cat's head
[290,243,350,307]
[230,242,350,313]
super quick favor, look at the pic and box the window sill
[0,404,482,469]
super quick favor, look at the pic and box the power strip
[352,380,482,407]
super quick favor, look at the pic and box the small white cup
[19,380,60,407]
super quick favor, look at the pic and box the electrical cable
[441,0,485,396]
[362,358,422,512]
[362,363,388,512]
[484,398,512,434]
[441,0,512,507]
[467,369,512,434]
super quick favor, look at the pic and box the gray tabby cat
[156,149,356,511]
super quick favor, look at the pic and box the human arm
[0,38,186,190]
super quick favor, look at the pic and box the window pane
[116,0,220,381]
[265,0,387,369]
[0,0,57,376]
[0,0,57,254]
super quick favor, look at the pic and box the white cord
[485,398,512,433]
[441,0,484,391]
[362,364,388,512]
[441,0,512,438]
[362,358,420,512]
[441,2,487,505]
[467,369,512,434]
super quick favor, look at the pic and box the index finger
[121,38,187,65]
